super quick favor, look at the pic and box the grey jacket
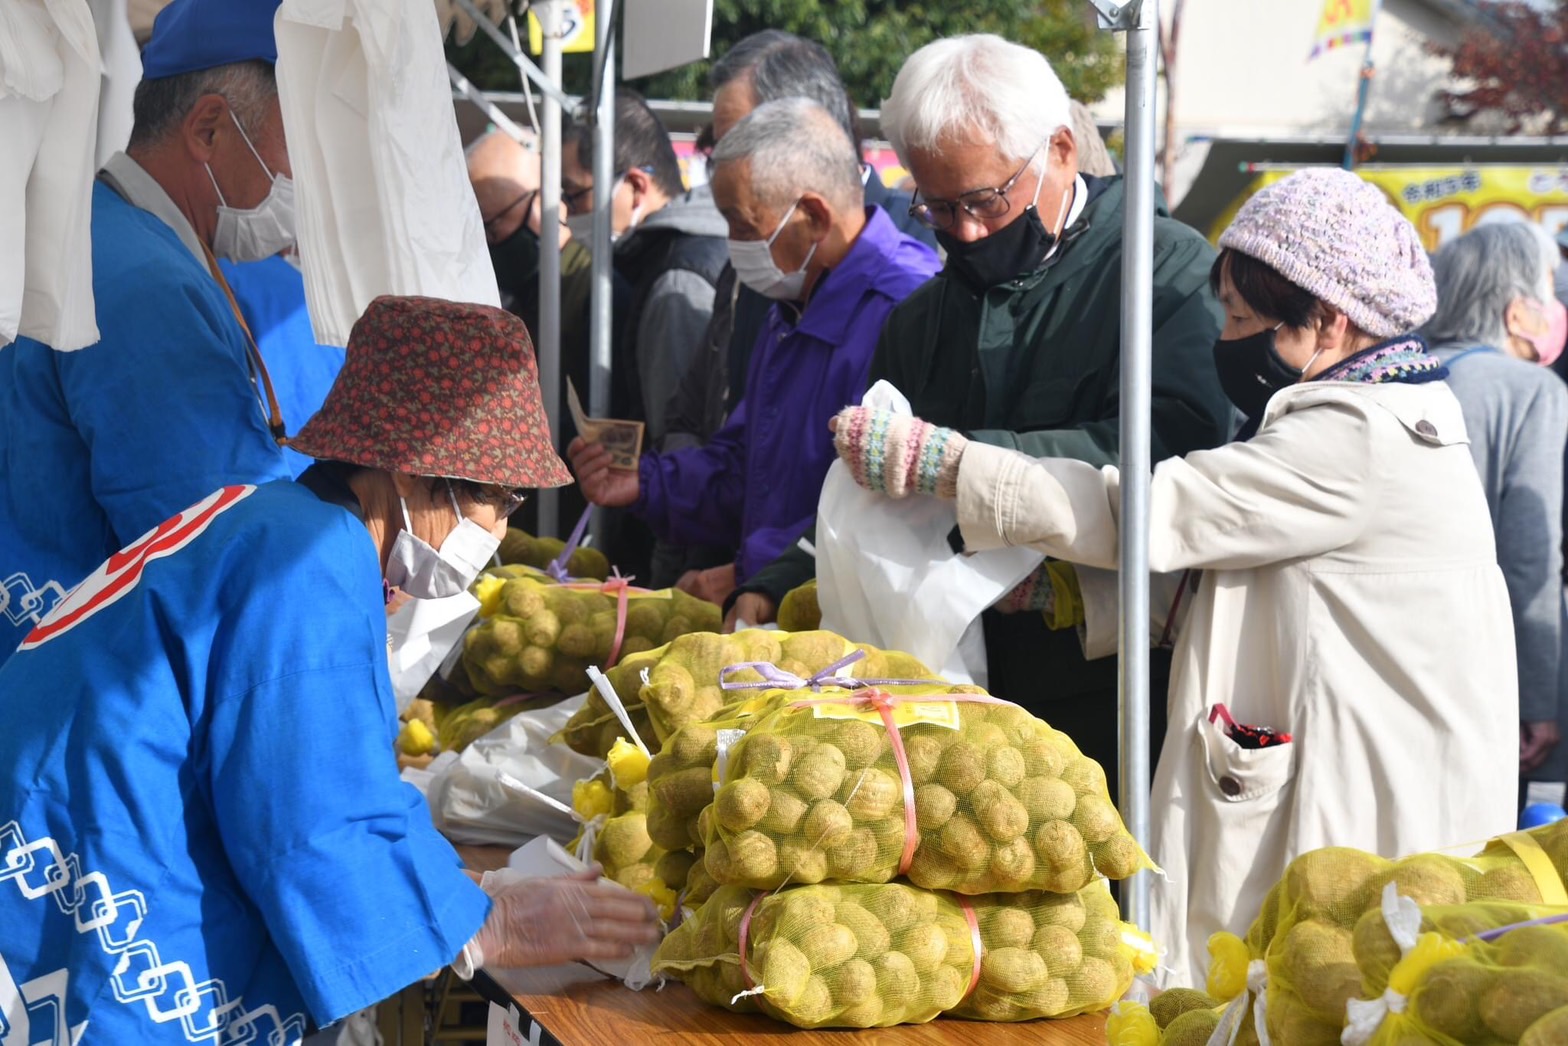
[1435,344,1568,725]
[613,185,730,444]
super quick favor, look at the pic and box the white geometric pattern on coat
[0,820,307,1045]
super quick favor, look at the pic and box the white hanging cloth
[0,0,101,351]
[87,0,140,167]
[273,0,499,348]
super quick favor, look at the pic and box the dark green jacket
[739,175,1233,787]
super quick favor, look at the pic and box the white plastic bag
[425,696,602,846]
[275,0,500,347]
[385,589,479,713]
[815,380,1043,686]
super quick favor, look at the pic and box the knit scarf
[1236,333,1446,440]
[1312,333,1448,385]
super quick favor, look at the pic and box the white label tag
[487,1001,525,1045]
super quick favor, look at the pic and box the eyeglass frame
[562,165,655,216]
[483,188,539,243]
[906,141,1049,231]
[444,477,529,519]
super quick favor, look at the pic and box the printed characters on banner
[1309,0,1377,59]
[1210,166,1568,253]
[526,0,595,53]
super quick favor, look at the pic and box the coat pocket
[1196,708,1296,803]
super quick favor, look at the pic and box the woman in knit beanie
[831,167,1518,990]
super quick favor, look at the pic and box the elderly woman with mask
[830,168,1518,987]
[1423,222,1568,786]
[0,297,661,1043]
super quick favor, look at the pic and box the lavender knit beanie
[1218,168,1436,338]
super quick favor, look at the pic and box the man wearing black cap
[0,0,297,664]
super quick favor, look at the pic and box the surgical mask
[728,198,819,301]
[1521,298,1568,367]
[385,485,500,600]
[1212,323,1324,421]
[206,110,296,263]
[564,212,595,244]
[567,173,643,247]
[488,222,540,295]
[934,162,1070,291]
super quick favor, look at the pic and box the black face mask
[935,205,1058,290]
[488,223,541,297]
[1212,324,1302,421]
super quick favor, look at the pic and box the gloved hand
[831,406,968,498]
[468,868,661,968]
[433,0,512,46]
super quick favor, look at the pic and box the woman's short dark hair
[1209,248,1325,331]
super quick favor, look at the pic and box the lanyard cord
[199,242,288,444]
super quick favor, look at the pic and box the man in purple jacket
[569,99,939,607]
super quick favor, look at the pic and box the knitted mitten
[996,564,1054,613]
[995,561,1084,630]
[833,406,968,498]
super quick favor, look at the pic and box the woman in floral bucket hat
[828,168,1518,987]
[0,296,658,1044]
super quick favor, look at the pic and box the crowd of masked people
[9,3,1568,1017]
[473,27,1568,819]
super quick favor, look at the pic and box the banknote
[567,379,644,471]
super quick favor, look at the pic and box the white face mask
[728,198,818,301]
[566,173,645,248]
[206,110,296,263]
[564,212,595,244]
[385,484,501,600]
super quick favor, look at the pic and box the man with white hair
[569,99,939,607]
[733,35,1232,786]
[0,0,296,663]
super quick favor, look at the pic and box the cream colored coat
[956,380,1518,987]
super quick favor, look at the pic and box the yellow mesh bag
[462,576,719,698]
[643,693,789,852]
[652,880,1154,1028]
[1339,898,1568,1046]
[496,527,611,580]
[430,695,530,754]
[556,629,934,757]
[777,579,821,631]
[700,686,1153,894]
[1248,826,1568,1046]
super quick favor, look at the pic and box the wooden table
[455,845,1110,1046]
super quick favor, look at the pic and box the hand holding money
[567,380,644,471]
[569,436,641,508]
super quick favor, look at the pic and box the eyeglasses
[483,189,538,243]
[499,488,528,517]
[907,144,1046,231]
[445,478,528,518]
[562,183,595,216]
[562,166,654,216]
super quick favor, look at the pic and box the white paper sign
[486,1001,539,1045]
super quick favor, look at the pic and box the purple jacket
[633,207,940,583]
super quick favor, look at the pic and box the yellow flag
[1309,0,1376,59]
[526,0,596,54]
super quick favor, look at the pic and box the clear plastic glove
[433,0,512,45]
[468,867,661,968]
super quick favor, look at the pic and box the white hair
[881,34,1071,170]
[710,98,863,213]
[1424,221,1560,348]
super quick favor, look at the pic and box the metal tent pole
[534,0,564,538]
[1091,0,1157,930]
[586,0,616,549]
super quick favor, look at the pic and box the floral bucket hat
[289,295,572,489]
